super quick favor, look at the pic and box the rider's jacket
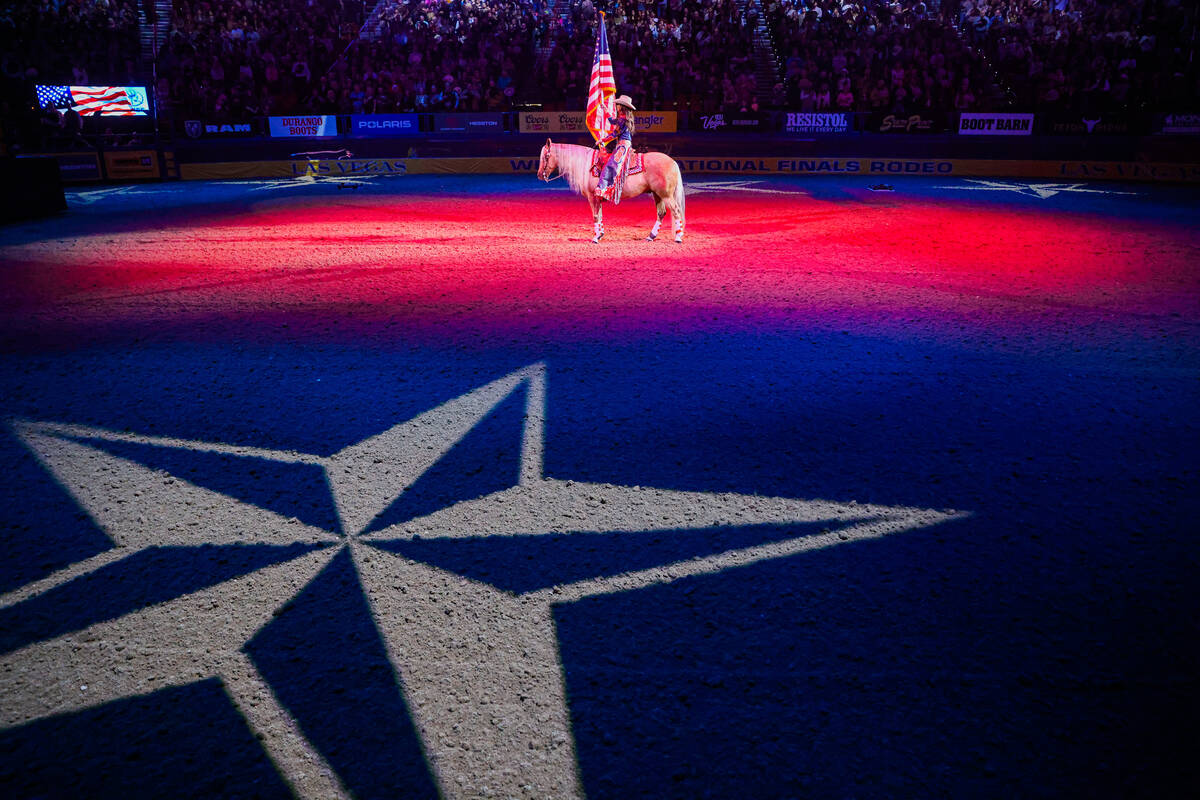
[598,115,633,149]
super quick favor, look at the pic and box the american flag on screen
[36,85,148,115]
[35,85,75,109]
[70,86,139,115]
[586,13,616,144]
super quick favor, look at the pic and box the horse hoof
[674,237,684,244]
[591,234,604,243]
[645,233,657,241]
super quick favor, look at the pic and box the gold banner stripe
[178,157,1200,183]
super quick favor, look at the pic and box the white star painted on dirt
[218,175,379,191]
[1,363,966,799]
[65,185,141,205]
[66,178,377,205]
[685,180,801,195]
[935,178,1138,199]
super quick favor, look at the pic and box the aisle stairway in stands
[740,0,782,105]
[360,0,394,42]
[948,13,1012,108]
[138,0,172,71]
[534,0,568,75]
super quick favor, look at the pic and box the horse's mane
[549,142,596,196]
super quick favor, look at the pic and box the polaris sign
[351,114,421,137]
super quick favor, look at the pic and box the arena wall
[178,156,1200,183]
[33,111,1200,184]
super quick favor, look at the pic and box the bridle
[539,147,566,182]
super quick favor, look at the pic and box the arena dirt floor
[1,173,1198,799]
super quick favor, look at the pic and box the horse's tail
[672,160,686,222]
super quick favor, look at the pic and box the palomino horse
[537,138,686,243]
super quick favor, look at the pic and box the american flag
[586,13,616,144]
[36,85,146,116]
[35,85,74,109]
[70,86,139,116]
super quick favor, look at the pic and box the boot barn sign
[958,113,1034,135]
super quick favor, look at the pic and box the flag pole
[587,8,615,145]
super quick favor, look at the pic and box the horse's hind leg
[589,195,604,243]
[668,194,684,243]
[646,197,666,241]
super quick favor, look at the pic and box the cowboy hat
[613,94,637,111]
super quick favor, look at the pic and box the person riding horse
[595,95,636,203]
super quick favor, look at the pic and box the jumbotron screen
[35,85,150,116]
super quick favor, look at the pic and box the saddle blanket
[590,149,645,178]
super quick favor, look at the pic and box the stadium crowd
[0,0,142,151]
[0,0,142,88]
[959,0,1198,112]
[766,0,1199,115]
[537,0,762,113]
[1,0,1196,153]
[334,0,547,114]
[156,0,365,120]
[766,0,998,113]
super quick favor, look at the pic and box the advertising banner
[1157,113,1200,134]
[873,113,944,133]
[51,152,102,182]
[1043,114,1133,135]
[517,111,676,134]
[36,85,150,116]
[104,150,158,180]
[433,113,505,133]
[781,112,852,134]
[184,120,255,138]
[518,111,586,133]
[693,112,770,132]
[350,114,421,136]
[958,113,1034,135]
[673,157,954,174]
[269,115,337,137]
[180,156,1200,182]
[1056,160,1200,181]
[631,111,676,133]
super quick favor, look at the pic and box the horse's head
[537,138,556,182]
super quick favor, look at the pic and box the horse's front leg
[589,193,604,243]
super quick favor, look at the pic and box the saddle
[590,148,645,178]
